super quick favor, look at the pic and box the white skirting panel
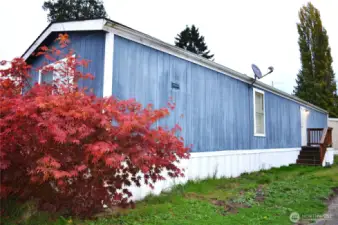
[322,148,335,166]
[128,148,301,201]
[333,149,338,155]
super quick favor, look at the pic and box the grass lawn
[2,156,338,225]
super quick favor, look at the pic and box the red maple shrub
[0,34,190,217]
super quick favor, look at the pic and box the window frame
[38,54,75,85]
[253,88,266,137]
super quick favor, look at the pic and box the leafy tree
[175,25,214,60]
[294,2,338,117]
[42,0,108,22]
[0,34,190,217]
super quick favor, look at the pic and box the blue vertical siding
[25,30,328,153]
[112,35,327,152]
[28,31,106,97]
[249,90,302,149]
[113,36,252,152]
[307,108,327,128]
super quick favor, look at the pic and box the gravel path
[311,195,338,225]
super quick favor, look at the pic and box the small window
[38,55,75,86]
[253,88,265,137]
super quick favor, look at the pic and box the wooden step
[300,148,320,152]
[301,146,320,150]
[296,163,321,166]
[298,152,320,157]
[296,159,321,165]
[297,146,322,166]
[299,147,320,155]
[299,149,320,154]
[297,155,320,160]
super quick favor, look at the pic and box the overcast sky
[0,0,337,94]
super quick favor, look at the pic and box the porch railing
[307,127,333,163]
[307,128,323,145]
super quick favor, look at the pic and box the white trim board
[329,118,338,122]
[38,54,76,84]
[190,148,301,158]
[22,18,327,114]
[103,32,114,97]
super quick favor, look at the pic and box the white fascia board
[103,22,327,115]
[23,19,106,60]
[329,118,338,122]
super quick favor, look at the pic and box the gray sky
[0,0,337,94]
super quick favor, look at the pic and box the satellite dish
[251,64,262,79]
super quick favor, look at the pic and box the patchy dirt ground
[185,185,265,216]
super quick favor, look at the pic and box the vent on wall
[171,82,180,90]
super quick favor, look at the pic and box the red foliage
[0,34,190,217]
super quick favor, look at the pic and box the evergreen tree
[175,25,214,60]
[294,2,338,117]
[43,0,107,23]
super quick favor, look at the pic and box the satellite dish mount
[251,64,274,85]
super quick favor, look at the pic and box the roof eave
[22,18,107,60]
[21,18,328,114]
[104,20,327,114]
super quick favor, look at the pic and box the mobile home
[23,18,334,200]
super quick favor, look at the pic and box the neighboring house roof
[22,18,327,114]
